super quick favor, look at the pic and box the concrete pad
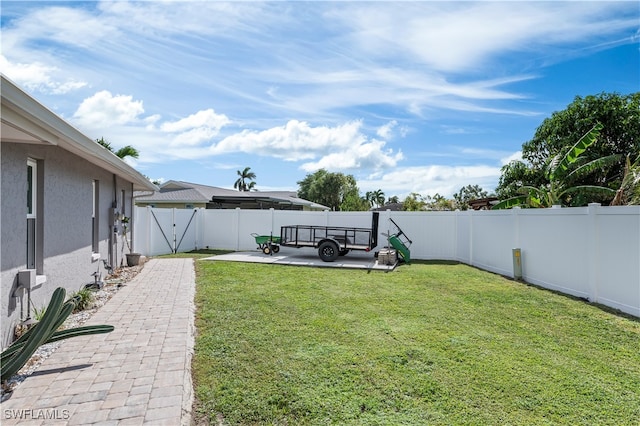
[203,247,398,271]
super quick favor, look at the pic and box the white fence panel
[470,210,516,277]
[173,208,200,253]
[201,209,240,251]
[134,207,202,255]
[455,211,471,263]
[143,207,174,256]
[380,212,457,260]
[274,210,328,229]
[519,207,591,299]
[133,205,640,317]
[594,206,640,314]
[238,210,274,251]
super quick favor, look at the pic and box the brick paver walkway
[1,258,195,425]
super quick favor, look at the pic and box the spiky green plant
[1,288,114,382]
[69,287,94,312]
[33,305,47,322]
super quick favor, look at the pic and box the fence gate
[147,208,199,255]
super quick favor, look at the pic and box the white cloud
[161,109,230,133]
[301,139,403,172]
[0,55,87,94]
[332,2,637,72]
[360,165,502,198]
[212,120,402,172]
[15,6,117,49]
[376,120,398,139]
[212,120,365,161]
[73,91,144,128]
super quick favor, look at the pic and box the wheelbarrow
[251,233,281,255]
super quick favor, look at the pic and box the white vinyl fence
[134,205,640,317]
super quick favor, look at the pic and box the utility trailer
[280,212,379,262]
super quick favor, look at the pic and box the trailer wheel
[318,241,339,262]
[339,249,350,256]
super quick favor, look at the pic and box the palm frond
[549,123,603,181]
[491,196,528,210]
[561,185,616,199]
[115,145,140,159]
[565,154,622,183]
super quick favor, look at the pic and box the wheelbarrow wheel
[272,245,280,253]
[262,246,271,255]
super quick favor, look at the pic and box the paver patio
[0,258,195,426]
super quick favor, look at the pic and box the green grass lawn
[191,259,640,425]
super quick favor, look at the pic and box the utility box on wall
[18,269,37,291]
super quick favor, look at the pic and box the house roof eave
[1,75,158,192]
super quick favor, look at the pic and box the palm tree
[371,189,385,208]
[365,191,373,208]
[234,167,256,191]
[96,137,139,160]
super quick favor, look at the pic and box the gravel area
[1,261,147,397]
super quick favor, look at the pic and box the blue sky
[2,1,638,199]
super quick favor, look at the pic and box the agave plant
[493,123,618,209]
[1,287,114,383]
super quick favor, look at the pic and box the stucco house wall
[1,76,156,348]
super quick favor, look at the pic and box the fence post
[270,208,275,235]
[171,208,176,253]
[512,207,521,279]
[235,208,241,251]
[378,209,390,248]
[588,203,600,303]
[146,206,152,256]
[469,209,474,267]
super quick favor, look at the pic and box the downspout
[129,181,135,253]
[109,173,117,271]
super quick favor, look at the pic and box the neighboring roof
[1,75,158,192]
[371,202,404,211]
[468,197,499,210]
[136,180,330,210]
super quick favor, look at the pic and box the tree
[427,193,455,211]
[496,160,547,200]
[610,154,640,206]
[402,193,426,211]
[493,123,618,209]
[497,92,640,203]
[96,137,139,160]
[340,191,370,211]
[297,169,362,211]
[234,167,256,192]
[453,185,489,210]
